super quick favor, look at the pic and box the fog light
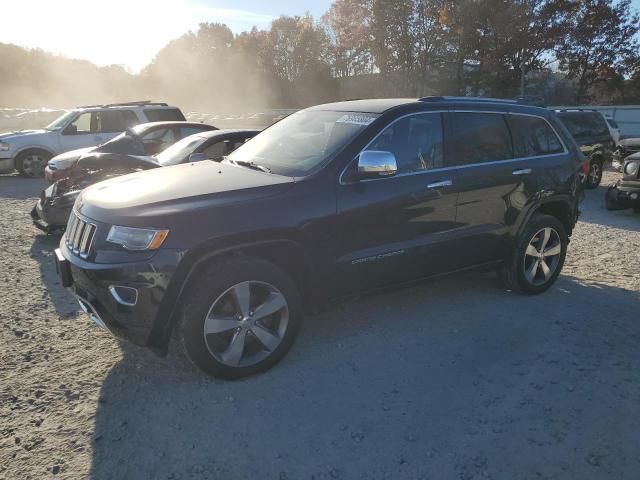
[630,193,639,200]
[109,285,138,306]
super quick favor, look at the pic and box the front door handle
[426,179,453,189]
[512,168,532,176]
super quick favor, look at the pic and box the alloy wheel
[588,162,601,185]
[203,281,289,367]
[22,154,46,177]
[523,227,562,286]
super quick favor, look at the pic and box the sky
[0,0,332,72]
[1,0,639,72]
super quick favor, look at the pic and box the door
[335,112,459,294]
[447,111,563,267]
[60,112,104,151]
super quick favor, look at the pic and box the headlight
[106,225,169,251]
[0,141,10,151]
[625,161,639,177]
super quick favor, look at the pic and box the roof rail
[419,96,517,104]
[76,101,169,109]
[553,108,597,113]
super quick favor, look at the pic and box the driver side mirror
[63,124,78,135]
[357,150,398,178]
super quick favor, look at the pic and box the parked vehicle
[554,109,614,189]
[612,137,640,172]
[0,101,185,177]
[45,121,217,184]
[33,129,258,232]
[605,154,640,212]
[55,97,584,379]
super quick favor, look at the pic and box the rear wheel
[177,257,301,379]
[16,150,51,178]
[584,159,603,189]
[500,214,568,294]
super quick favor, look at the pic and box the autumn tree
[556,0,640,103]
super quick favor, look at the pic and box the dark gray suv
[55,97,585,379]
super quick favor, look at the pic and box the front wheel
[16,150,51,178]
[500,214,568,294]
[584,159,603,189]
[177,257,301,379]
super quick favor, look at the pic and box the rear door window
[448,113,512,165]
[143,108,186,122]
[98,110,139,133]
[508,115,564,157]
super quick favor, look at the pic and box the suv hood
[0,129,51,141]
[77,160,295,223]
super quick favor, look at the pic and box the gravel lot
[1,170,639,480]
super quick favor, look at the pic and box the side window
[144,108,186,122]
[68,112,95,134]
[180,126,208,138]
[365,113,444,173]
[508,115,564,157]
[449,113,512,165]
[201,140,226,158]
[98,110,139,133]
[140,128,176,154]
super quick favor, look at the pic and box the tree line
[1,0,639,111]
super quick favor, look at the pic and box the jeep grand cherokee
[55,97,584,379]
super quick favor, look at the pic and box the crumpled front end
[31,182,80,233]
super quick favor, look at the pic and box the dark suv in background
[554,109,614,188]
[56,97,584,379]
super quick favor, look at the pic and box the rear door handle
[512,168,532,176]
[426,179,453,189]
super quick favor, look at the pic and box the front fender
[147,235,318,353]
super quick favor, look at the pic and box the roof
[308,97,551,115]
[194,129,261,139]
[131,121,217,134]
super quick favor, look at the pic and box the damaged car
[605,155,640,213]
[32,129,259,232]
[612,137,640,172]
[45,121,217,184]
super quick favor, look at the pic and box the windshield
[156,135,207,166]
[45,111,75,130]
[227,110,379,176]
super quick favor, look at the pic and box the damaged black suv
[55,98,584,379]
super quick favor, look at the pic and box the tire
[500,214,568,294]
[176,257,302,379]
[584,159,603,189]
[15,150,51,178]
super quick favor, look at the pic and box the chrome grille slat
[65,212,96,259]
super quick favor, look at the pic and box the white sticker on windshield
[336,114,376,126]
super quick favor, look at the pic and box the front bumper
[55,241,183,347]
[45,165,69,184]
[605,180,640,210]
[30,185,77,233]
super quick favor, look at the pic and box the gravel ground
[1,170,639,480]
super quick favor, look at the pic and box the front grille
[65,212,96,259]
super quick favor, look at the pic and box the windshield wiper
[223,157,271,174]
